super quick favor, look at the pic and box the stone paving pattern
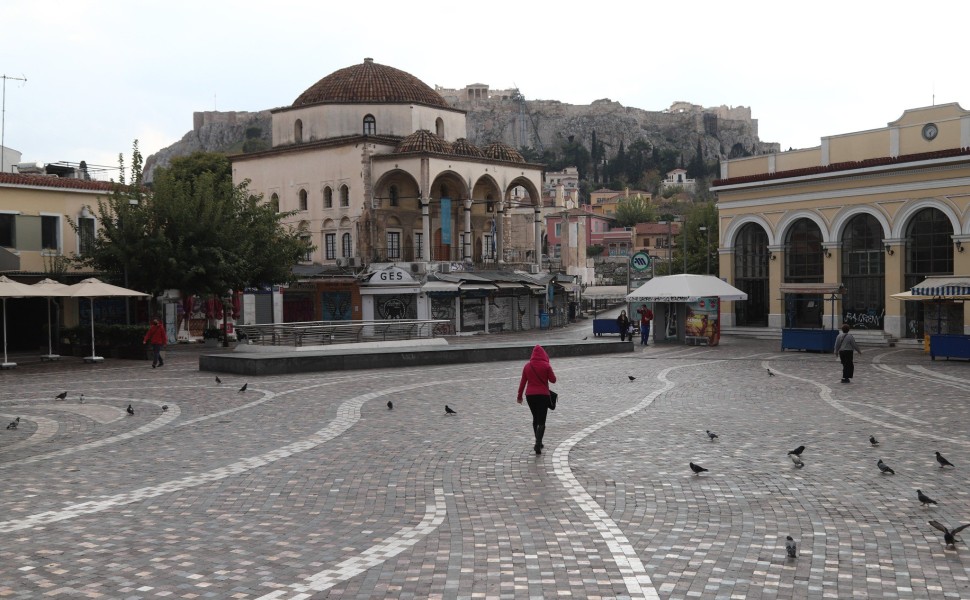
[2,330,970,599]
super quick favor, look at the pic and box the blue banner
[440,197,451,242]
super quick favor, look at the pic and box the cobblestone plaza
[2,336,970,599]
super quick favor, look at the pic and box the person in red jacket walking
[143,318,167,368]
[517,345,557,455]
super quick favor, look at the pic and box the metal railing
[235,319,451,347]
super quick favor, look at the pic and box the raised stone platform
[199,339,632,376]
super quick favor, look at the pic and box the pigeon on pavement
[6,417,19,430]
[238,383,248,393]
[791,454,805,468]
[788,445,805,456]
[877,459,895,474]
[628,375,636,381]
[918,489,938,506]
[869,435,879,446]
[445,405,456,415]
[936,452,954,468]
[126,404,135,416]
[785,536,797,558]
[767,368,774,377]
[55,391,67,400]
[689,462,708,475]
[929,521,970,547]
[582,336,588,340]
[79,394,85,404]
[387,400,393,410]
[706,430,718,441]
[162,405,169,411]
[215,376,222,384]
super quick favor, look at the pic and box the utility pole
[1,74,27,173]
[683,221,688,274]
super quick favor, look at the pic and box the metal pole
[1,74,27,173]
[683,221,688,274]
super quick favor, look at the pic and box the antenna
[1,74,28,173]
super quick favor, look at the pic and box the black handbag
[549,390,558,410]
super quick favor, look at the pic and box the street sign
[630,251,651,272]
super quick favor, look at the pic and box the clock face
[922,123,939,141]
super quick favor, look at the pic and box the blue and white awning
[911,276,970,297]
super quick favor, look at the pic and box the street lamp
[699,226,709,275]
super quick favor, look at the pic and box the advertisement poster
[685,296,720,346]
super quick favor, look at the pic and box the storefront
[359,266,422,321]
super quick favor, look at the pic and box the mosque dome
[482,142,525,163]
[451,138,484,158]
[395,130,453,154]
[292,58,449,108]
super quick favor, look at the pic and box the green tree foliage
[73,145,311,297]
[613,194,656,228]
[663,203,719,276]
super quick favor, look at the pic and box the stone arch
[472,174,502,216]
[372,169,420,210]
[776,210,830,245]
[505,176,540,208]
[723,215,775,249]
[322,218,336,229]
[429,170,469,200]
[831,205,891,242]
[435,117,444,138]
[891,198,963,238]
[294,119,303,143]
[339,216,352,228]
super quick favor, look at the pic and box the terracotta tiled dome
[395,130,453,154]
[293,58,449,108]
[451,138,484,158]
[482,142,525,163]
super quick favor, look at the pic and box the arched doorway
[841,214,885,329]
[904,208,954,338]
[784,218,824,328]
[733,223,769,326]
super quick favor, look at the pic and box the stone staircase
[721,326,907,348]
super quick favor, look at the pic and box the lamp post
[683,221,688,274]
[699,226,709,275]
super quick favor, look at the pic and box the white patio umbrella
[31,278,71,360]
[63,278,149,363]
[0,275,45,369]
[626,274,748,302]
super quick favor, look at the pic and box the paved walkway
[2,320,969,598]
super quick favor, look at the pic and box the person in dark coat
[834,323,862,383]
[616,310,631,342]
[143,318,167,368]
[517,345,557,455]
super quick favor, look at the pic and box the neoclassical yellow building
[712,103,970,339]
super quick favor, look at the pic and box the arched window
[389,185,399,207]
[363,114,376,135]
[270,193,280,213]
[324,187,333,208]
[841,214,885,330]
[340,185,349,207]
[733,223,769,326]
[904,207,954,338]
[342,232,352,258]
[298,189,308,211]
[435,117,444,137]
[784,218,824,328]
[294,119,303,143]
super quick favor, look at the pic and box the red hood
[530,345,550,363]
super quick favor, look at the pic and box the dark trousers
[152,344,164,366]
[619,328,627,342]
[839,350,854,380]
[526,395,549,446]
[641,322,651,345]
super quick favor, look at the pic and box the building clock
[922,123,939,141]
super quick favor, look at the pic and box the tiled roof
[451,138,484,158]
[481,142,524,163]
[395,130,453,155]
[292,58,449,108]
[0,172,117,192]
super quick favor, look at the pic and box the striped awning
[911,276,970,297]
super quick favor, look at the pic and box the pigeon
[877,459,895,474]
[215,376,222,384]
[936,451,954,468]
[55,391,68,400]
[791,454,805,468]
[387,400,393,410]
[706,430,718,441]
[929,520,970,547]
[788,445,805,457]
[79,394,85,404]
[628,375,636,381]
[917,489,938,506]
[6,417,19,430]
[126,404,135,416]
[162,405,169,411]
[445,405,456,415]
[767,368,774,377]
[582,336,588,340]
[238,383,248,393]
[785,536,797,558]
[689,462,708,475]
[869,435,879,446]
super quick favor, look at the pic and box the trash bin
[539,311,549,330]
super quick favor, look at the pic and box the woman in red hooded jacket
[517,345,557,455]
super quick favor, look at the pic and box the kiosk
[626,275,747,345]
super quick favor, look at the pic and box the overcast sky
[3,0,969,177]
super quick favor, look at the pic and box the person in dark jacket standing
[616,310,631,342]
[517,345,557,455]
[834,323,862,383]
[143,318,167,368]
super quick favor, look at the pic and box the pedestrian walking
[143,318,167,368]
[636,304,653,345]
[834,323,861,383]
[617,310,631,342]
[516,345,557,455]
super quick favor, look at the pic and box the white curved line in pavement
[254,487,448,599]
[0,414,59,453]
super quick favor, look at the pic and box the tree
[666,203,718,276]
[72,145,311,300]
[613,194,656,228]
